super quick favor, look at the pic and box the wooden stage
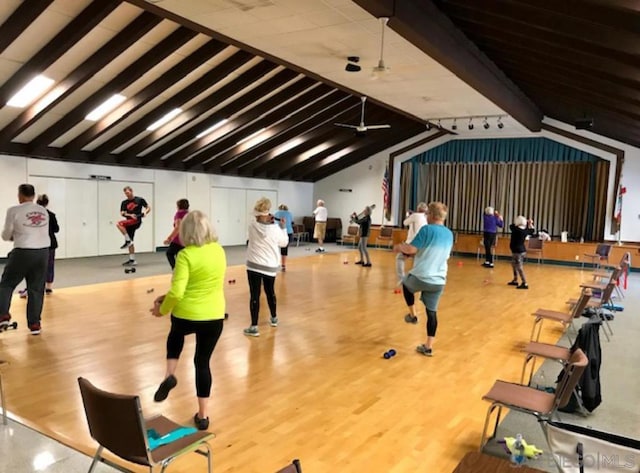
[0,250,594,472]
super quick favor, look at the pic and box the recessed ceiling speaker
[575,118,594,130]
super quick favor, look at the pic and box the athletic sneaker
[507,280,519,286]
[193,413,210,431]
[416,344,433,357]
[363,263,372,267]
[243,326,260,337]
[281,265,286,272]
[270,317,278,327]
[154,375,178,402]
[517,283,529,290]
[404,314,418,324]
[18,288,27,298]
[45,289,53,295]
[122,259,137,266]
[29,322,41,335]
[120,240,132,249]
[355,261,364,265]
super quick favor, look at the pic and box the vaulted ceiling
[0,0,636,183]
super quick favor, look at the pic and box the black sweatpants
[166,242,184,269]
[166,316,224,398]
[0,248,48,325]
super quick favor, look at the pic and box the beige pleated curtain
[400,159,609,241]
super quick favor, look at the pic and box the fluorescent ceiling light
[147,108,182,131]
[85,94,126,121]
[7,75,55,108]
[236,128,266,146]
[197,119,228,139]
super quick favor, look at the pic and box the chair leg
[521,354,536,386]
[88,446,104,473]
[530,317,543,342]
[0,371,6,426]
[479,403,502,451]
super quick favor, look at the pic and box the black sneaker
[404,314,418,324]
[517,283,529,290]
[507,280,519,286]
[194,413,210,431]
[154,375,177,402]
[416,344,433,357]
[363,263,372,267]
[355,261,364,265]
[122,260,137,266]
[120,240,132,249]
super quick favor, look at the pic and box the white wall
[0,155,313,258]
[316,122,640,243]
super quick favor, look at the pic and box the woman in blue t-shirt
[273,204,294,271]
[394,202,453,357]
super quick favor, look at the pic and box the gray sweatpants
[0,248,48,325]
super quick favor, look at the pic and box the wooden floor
[0,250,593,472]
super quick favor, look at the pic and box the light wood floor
[0,251,593,472]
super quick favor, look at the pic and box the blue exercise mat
[147,426,198,450]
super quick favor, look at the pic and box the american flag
[382,164,390,219]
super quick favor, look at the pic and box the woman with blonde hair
[508,215,535,289]
[394,202,453,357]
[244,197,289,337]
[150,210,226,431]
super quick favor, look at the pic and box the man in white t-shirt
[396,202,428,285]
[0,184,50,335]
[312,199,328,253]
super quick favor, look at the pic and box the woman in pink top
[164,199,189,269]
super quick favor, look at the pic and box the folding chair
[530,289,592,345]
[592,253,630,300]
[341,225,359,248]
[375,226,394,249]
[276,459,302,473]
[566,282,616,341]
[477,237,497,262]
[479,349,588,450]
[526,238,544,264]
[78,377,215,473]
[581,244,611,270]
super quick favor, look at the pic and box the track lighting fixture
[451,119,457,131]
[468,118,474,130]
[426,122,431,130]
[483,117,490,130]
[497,117,504,129]
[437,119,442,129]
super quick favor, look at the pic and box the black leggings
[402,284,438,337]
[483,232,496,263]
[166,316,224,398]
[166,242,184,269]
[247,270,276,326]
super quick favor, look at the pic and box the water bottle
[511,434,526,465]
[535,370,547,391]
[580,236,584,243]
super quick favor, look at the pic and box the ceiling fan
[334,96,391,135]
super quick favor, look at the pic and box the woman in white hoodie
[244,197,289,337]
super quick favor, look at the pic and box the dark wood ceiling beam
[208,91,351,173]
[281,109,397,180]
[228,99,361,175]
[439,0,639,54]
[97,51,260,163]
[353,0,542,131]
[0,0,55,55]
[63,38,226,154]
[501,67,640,113]
[254,113,364,178]
[509,0,640,32]
[27,26,196,153]
[513,77,640,122]
[176,80,327,169]
[305,126,423,182]
[134,69,297,167]
[121,59,278,160]
[0,1,121,108]
[444,7,639,68]
[0,12,162,148]
[476,43,640,93]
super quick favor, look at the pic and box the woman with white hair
[244,197,289,337]
[150,210,226,431]
[482,206,503,268]
[508,215,536,289]
[396,202,428,284]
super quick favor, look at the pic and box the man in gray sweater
[0,184,50,335]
